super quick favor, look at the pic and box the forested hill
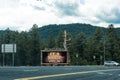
[39,23,105,39]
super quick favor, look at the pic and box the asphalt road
[0,66,120,80]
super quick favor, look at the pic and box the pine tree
[2,28,13,65]
[29,24,41,66]
[71,32,86,65]
[47,32,56,48]
[57,31,64,48]
[84,37,95,65]
[92,28,104,65]
[16,31,30,65]
[106,24,120,61]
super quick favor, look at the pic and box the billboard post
[2,44,5,66]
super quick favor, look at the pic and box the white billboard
[1,44,16,53]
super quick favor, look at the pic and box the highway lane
[37,69,120,80]
[0,66,120,80]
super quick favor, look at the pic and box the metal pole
[12,44,15,66]
[3,53,5,66]
[103,34,106,64]
[3,44,5,66]
[12,53,14,66]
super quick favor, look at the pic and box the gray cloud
[36,0,42,1]
[0,0,19,8]
[97,8,120,24]
[32,5,45,11]
[54,1,80,17]
[80,0,85,5]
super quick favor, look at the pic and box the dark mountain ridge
[39,23,106,39]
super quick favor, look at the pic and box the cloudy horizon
[0,0,120,31]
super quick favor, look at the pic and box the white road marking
[23,69,39,72]
[97,72,113,75]
[97,72,105,75]
[15,69,120,80]
[108,73,113,75]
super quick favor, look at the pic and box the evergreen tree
[106,24,120,61]
[57,31,64,48]
[71,32,86,65]
[47,32,56,48]
[92,28,104,65]
[65,31,72,50]
[16,31,31,65]
[11,31,20,66]
[84,37,95,65]
[2,28,13,65]
[29,24,41,66]
[3,28,12,43]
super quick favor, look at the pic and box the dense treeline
[0,24,120,66]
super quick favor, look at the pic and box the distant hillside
[39,23,106,39]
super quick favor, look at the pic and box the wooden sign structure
[41,49,69,66]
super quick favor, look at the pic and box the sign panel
[41,50,68,64]
[1,44,16,53]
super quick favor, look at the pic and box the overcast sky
[0,0,120,31]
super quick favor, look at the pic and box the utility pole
[63,30,67,50]
[63,30,71,64]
